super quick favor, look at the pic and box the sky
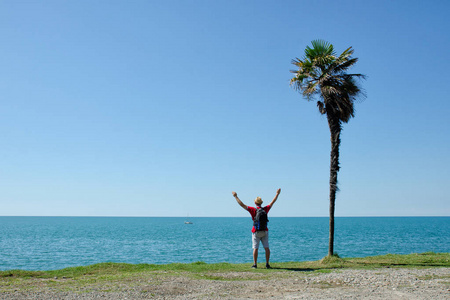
[1,0,449,217]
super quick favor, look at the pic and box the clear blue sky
[1,0,449,217]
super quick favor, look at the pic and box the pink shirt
[247,205,271,233]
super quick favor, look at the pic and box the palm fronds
[290,40,365,123]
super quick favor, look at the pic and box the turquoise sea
[0,217,448,271]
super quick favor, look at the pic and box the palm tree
[290,40,365,257]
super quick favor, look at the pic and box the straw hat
[254,197,263,206]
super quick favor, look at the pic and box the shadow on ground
[270,267,316,272]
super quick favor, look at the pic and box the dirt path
[2,267,449,299]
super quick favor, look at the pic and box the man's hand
[232,191,247,210]
[269,188,281,207]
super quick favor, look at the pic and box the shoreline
[2,217,447,271]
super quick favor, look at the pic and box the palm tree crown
[290,40,365,123]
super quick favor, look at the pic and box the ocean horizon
[2,215,448,217]
[1,216,448,271]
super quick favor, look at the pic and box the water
[0,217,448,271]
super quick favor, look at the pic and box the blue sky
[1,0,449,217]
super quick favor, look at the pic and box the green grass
[0,252,448,292]
[1,252,449,279]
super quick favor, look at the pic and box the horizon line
[0,215,448,218]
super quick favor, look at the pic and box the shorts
[252,231,269,249]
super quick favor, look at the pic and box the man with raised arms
[232,188,281,268]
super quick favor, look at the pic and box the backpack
[254,207,268,231]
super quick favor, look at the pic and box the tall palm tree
[290,40,365,257]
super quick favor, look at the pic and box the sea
[0,217,448,271]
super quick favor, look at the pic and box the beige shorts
[252,231,269,249]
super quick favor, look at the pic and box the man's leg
[261,233,271,268]
[264,247,270,264]
[252,233,260,268]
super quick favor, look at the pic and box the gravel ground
[1,267,449,299]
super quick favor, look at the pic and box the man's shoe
[266,264,272,269]
[251,264,257,269]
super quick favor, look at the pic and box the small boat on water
[185,214,193,224]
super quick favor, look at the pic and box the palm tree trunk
[327,116,341,257]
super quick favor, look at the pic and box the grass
[0,252,448,292]
[1,252,449,278]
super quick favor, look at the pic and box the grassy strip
[1,252,448,280]
[0,253,448,293]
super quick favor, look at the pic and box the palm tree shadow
[270,267,316,272]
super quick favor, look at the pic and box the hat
[254,197,263,206]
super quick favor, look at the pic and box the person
[232,188,281,269]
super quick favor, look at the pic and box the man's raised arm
[269,188,281,207]
[232,191,248,210]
